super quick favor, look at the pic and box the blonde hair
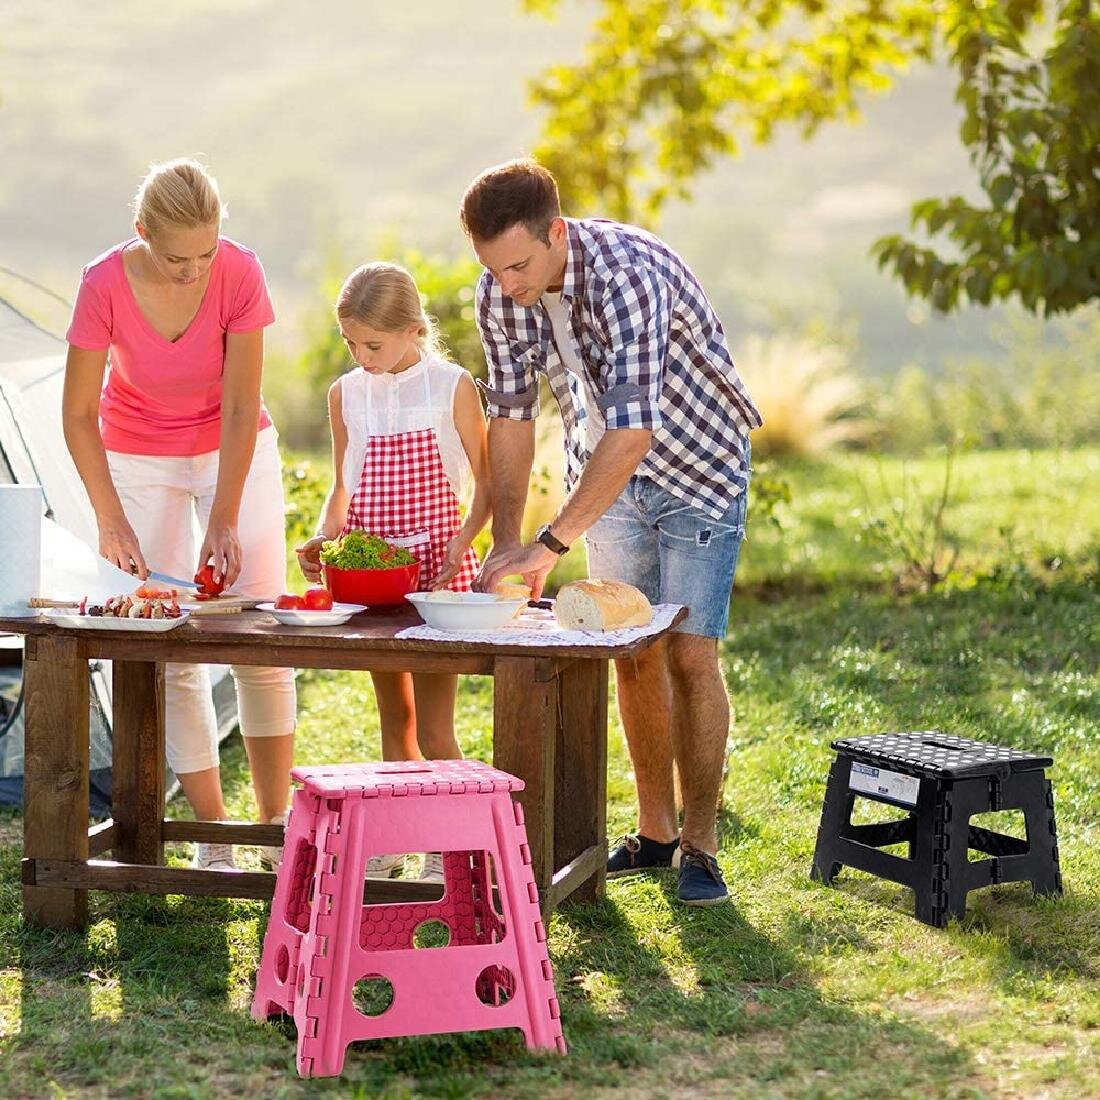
[132,158,225,238]
[336,263,445,358]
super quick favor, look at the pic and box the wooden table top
[0,605,686,662]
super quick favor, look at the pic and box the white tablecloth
[395,602,682,647]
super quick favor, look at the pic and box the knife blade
[141,568,200,590]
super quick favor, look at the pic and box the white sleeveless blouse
[339,355,472,501]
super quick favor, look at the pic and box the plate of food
[45,593,191,631]
[257,590,368,627]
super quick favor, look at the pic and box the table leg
[22,636,90,929]
[112,660,165,866]
[554,659,609,905]
[492,657,557,898]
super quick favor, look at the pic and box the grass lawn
[1,447,1097,1098]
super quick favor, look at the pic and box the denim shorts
[585,472,749,638]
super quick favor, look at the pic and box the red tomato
[274,593,305,610]
[302,587,334,611]
[193,562,226,597]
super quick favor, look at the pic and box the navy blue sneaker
[607,833,681,878]
[677,844,729,906]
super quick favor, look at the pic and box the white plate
[256,601,368,627]
[406,591,527,631]
[44,608,192,632]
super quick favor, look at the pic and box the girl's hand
[295,535,328,584]
[98,513,148,578]
[429,535,470,591]
[198,522,242,590]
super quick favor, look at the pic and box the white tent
[0,296,236,815]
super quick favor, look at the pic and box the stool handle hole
[353,974,395,1017]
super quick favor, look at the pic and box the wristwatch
[535,524,570,556]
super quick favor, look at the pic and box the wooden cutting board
[175,593,266,611]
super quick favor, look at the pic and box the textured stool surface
[291,758,525,798]
[833,730,1052,779]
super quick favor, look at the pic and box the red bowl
[323,560,420,607]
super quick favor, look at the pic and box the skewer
[27,598,244,616]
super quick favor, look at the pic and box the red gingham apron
[344,366,480,593]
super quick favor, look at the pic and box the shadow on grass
[549,890,979,1095]
[9,891,239,1090]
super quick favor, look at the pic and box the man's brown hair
[460,158,561,244]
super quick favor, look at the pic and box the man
[461,159,761,906]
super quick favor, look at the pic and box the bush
[735,333,871,458]
[281,453,329,592]
[856,445,962,593]
[877,310,1100,452]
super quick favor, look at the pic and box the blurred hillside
[0,0,1066,373]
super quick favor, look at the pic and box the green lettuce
[320,531,416,570]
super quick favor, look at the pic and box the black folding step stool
[810,731,1063,927]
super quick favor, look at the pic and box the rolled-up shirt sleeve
[474,274,540,421]
[592,268,667,431]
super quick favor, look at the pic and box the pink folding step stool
[251,760,567,1077]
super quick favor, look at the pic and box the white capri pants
[106,427,297,773]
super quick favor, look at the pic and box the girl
[63,158,296,870]
[296,263,490,880]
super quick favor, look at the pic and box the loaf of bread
[493,582,532,601]
[554,580,653,631]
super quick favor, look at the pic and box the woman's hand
[98,512,148,578]
[295,535,328,584]
[428,535,470,591]
[198,522,242,590]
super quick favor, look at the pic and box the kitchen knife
[140,568,200,590]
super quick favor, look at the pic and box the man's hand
[477,541,559,599]
[474,541,518,593]
[295,535,327,584]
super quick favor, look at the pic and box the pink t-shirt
[66,236,275,456]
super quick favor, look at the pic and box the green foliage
[277,246,486,450]
[281,455,329,590]
[747,461,791,531]
[873,0,1100,315]
[527,0,1100,314]
[857,445,962,593]
[526,0,940,224]
[737,446,1100,593]
[876,309,1100,452]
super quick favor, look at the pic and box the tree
[526,0,1100,315]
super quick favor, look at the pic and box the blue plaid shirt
[475,218,762,521]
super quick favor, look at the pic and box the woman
[63,158,295,869]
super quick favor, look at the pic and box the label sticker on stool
[849,761,919,806]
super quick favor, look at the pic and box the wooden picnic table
[0,605,684,930]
